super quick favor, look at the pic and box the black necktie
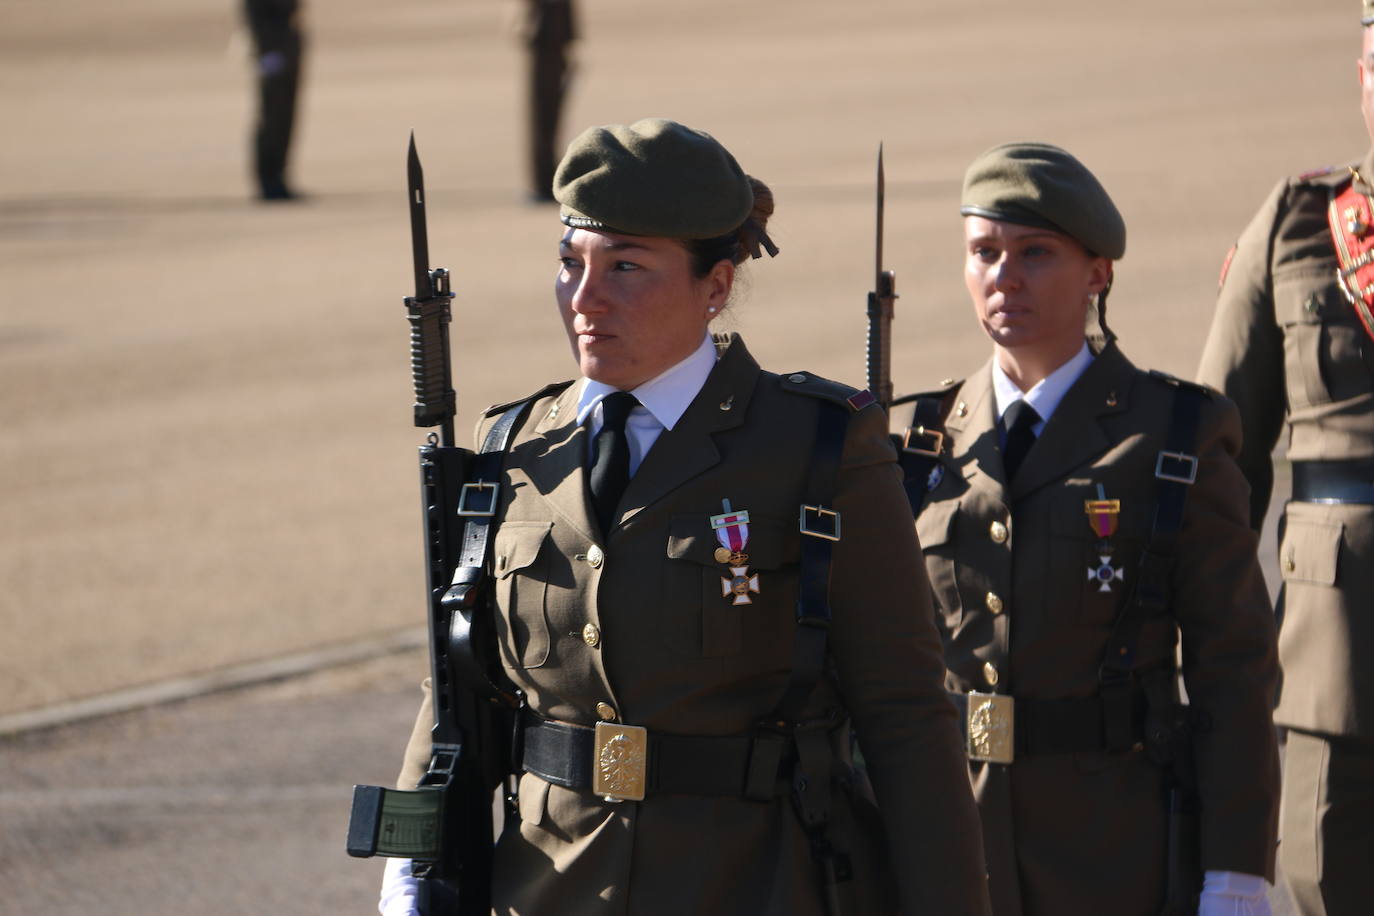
[1001,399,1041,481]
[588,391,638,535]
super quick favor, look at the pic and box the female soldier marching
[380,118,992,916]
[897,142,1280,916]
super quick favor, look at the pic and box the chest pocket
[1049,484,1150,627]
[915,498,965,635]
[1275,265,1374,408]
[493,521,553,668]
[663,513,799,658]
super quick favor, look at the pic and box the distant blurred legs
[525,0,575,202]
[245,0,303,201]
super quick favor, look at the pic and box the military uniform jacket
[910,341,1279,916]
[399,335,992,916]
[1198,150,1374,738]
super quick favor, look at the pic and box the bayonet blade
[408,132,431,300]
[876,143,885,287]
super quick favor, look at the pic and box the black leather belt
[520,715,785,798]
[1291,460,1374,505]
[948,690,1145,757]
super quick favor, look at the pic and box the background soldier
[1196,4,1374,914]
[901,143,1280,915]
[523,0,575,202]
[243,0,304,201]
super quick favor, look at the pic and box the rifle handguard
[406,269,456,429]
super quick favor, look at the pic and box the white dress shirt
[576,332,718,474]
[991,340,1095,438]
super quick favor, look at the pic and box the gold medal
[714,547,734,564]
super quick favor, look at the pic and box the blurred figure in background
[243,0,305,201]
[1197,3,1374,913]
[522,0,575,202]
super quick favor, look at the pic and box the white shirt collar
[991,341,1094,429]
[576,332,718,430]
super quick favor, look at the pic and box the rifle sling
[444,400,540,701]
[895,394,950,515]
[1098,379,1204,753]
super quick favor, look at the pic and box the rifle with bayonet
[347,134,514,916]
[866,144,897,412]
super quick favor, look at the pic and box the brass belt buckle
[966,692,1014,764]
[593,722,648,802]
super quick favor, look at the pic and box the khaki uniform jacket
[908,341,1279,916]
[1198,150,1374,738]
[399,335,992,916]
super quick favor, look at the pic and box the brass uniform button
[986,592,1004,614]
[586,545,605,569]
[596,702,616,721]
[582,623,601,647]
[1284,554,1296,573]
[989,521,1008,544]
[956,401,968,418]
[983,661,1000,686]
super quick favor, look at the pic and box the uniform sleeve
[827,404,993,916]
[1196,182,1289,530]
[1173,396,1281,879]
[397,679,435,789]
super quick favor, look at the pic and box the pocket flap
[666,514,797,570]
[1274,266,1343,325]
[915,499,958,550]
[1280,517,1343,586]
[493,521,552,579]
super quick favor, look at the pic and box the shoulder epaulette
[778,371,875,412]
[482,379,575,417]
[890,377,964,410]
[1145,369,1216,399]
[1296,164,1340,182]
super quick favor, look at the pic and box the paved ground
[0,0,1350,912]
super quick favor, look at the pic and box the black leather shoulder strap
[443,396,543,702]
[891,383,961,516]
[1098,379,1206,751]
[770,400,850,726]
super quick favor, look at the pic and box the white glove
[379,857,421,916]
[1196,870,1271,916]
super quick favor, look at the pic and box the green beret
[554,118,753,239]
[960,142,1126,260]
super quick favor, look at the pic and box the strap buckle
[799,505,841,541]
[592,722,648,802]
[902,425,945,457]
[965,691,1015,764]
[1154,451,1197,485]
[456,481,500,516]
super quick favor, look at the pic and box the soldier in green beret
[378,118,992,916]
[894,142,1280,915]
[1197,5,1374,914]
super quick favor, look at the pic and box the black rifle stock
[866,144,897,411]
[347,135,506,916]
